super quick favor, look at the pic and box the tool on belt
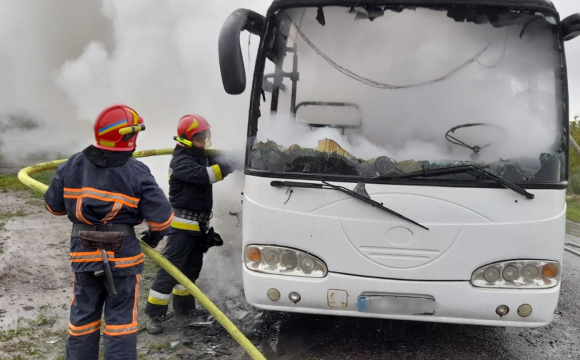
[74,223,130,296]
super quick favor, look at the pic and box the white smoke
[0,0,112,162]
[0,0,576,167]
[255,6,567,168]
[52,0,272,302]
[56,0,271,161]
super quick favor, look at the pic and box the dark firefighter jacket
[44,145,173,276]
[168,145,223,213]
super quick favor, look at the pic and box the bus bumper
[242,268,560,327]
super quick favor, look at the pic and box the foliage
[567,198,580,223]
[569,116,580,196]
[569,116,580,175]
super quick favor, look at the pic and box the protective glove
[216,160,234,179]
[203,227,224,253]
[140,229,163,249]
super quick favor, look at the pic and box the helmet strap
[174,136,193,147]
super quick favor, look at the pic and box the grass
[0,175,29,192]
[30,170,56,187]
[25,198,46,206]
[567,198,580,222]
[0,328,34,342]
[0,170,56,198]
[148,341,171,351]
[26,314,57,327]
[0,210,27,220]
[0,320,67,360]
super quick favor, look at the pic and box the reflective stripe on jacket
[44,147,173,275]
[168,145,223,213]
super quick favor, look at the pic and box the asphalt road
[240,222,580,360]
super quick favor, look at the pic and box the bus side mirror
[562,13,580,41]
[219,9,266,95]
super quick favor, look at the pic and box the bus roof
[269,0,558,13]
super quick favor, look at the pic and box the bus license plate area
[357,294,437,315]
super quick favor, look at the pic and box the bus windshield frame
[244,3,570,190]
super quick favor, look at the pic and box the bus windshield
[249,5,566,184]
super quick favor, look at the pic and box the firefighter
[44,104,173,360]
[144,114,233,335]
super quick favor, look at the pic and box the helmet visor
[191,130,212,148]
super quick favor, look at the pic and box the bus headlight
[470,260,560,288]
[244,245,328,278]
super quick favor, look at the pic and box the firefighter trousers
[66,272,140,360]
[145,228,205,317]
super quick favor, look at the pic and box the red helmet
[174,114,211,148]
[93,104,145,152]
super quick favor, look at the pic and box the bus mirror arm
[219,9,266,95]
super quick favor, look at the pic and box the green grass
[0,170,55,198]
[0,175,29,192]
[30,170,56,186]
[567,199,580,222]
[148,341,171,351]
[25,198,46,206]
[0,328,34,342]
[0,321,67,359]
[0,210,27,220]
[26,314,57,327]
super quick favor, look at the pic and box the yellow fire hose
[17,148,267,360]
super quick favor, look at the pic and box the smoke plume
[256,6,568,169]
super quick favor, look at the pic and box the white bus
[218,0,580,327]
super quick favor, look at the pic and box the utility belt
[71,223,136,296]
[72,223,136,237]
[171,208,212,232]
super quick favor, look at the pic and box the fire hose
[17,148,267,360]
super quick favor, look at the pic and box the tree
[570,116,580,176]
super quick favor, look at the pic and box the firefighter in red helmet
[144,114,234,334]
[44,104,173,359]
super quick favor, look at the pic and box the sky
[0,0,578,170]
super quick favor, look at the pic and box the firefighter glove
[216,160,233,178]
[203,227,224,253]
[140,229,163,249]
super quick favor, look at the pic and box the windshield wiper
[376,165,534,200]
[271,180,429,230]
